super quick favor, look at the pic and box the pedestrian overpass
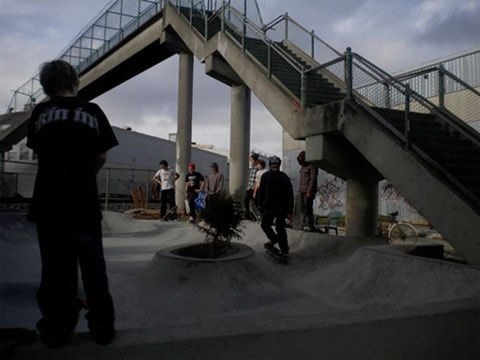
[1,0,479,264]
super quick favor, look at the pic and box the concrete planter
[156,242,255,263]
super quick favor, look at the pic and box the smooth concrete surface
[1,211,479,359]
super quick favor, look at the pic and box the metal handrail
[349,52,480,145]
[213,3,309,106]
[6,0,166,113]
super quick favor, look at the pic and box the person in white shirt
[253,159,267,200]
[153,160,179,220]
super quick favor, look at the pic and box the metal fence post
[285,13,288,41]
[438,64,445,109]
[104,168,110,211]
[404,83,411,146]
[383,81,391,108]
[345,47,353,100]
[310,30,315,58]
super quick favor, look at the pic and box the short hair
[39,60,79,97]
[250,153,259,161]
[159,160,168,167]
[256,159,266,168]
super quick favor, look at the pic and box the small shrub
[197,195,244,258]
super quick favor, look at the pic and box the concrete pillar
[345,179,378,237]
[229,85,251,202]
[175,53,194,214]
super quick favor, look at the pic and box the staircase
[164,2,480,264]
[2,1,479,264]
[372,107,480,209]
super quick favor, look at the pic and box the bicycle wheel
[388,223,418,245]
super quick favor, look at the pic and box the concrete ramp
[2,212,479,358]
[298,246,480,310]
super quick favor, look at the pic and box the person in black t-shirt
[184,162,205,223]
[27,60,118,348]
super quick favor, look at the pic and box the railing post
[310,30,315,58]
[404,83,411,146]
[383,81,391,108]
[438,63,445,109]
[267,41,272,77]
[301,68,306,110]
[145,170,150,209]
[221,0,225,32]
[285,13,288,41]
[345,47,353,100]
[242,0,247,51]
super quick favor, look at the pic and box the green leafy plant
[197,194,244,258]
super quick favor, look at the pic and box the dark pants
[244,188,254,219]
[206,193,218,207]
[187,192,198,218]
[300,192,315,229]
[261,210,289,254]
[36,221,114,334]
[160,188,176,219]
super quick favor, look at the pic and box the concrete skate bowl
[101,211,168,237]
[296,245,480,310]
[120,241,315,330]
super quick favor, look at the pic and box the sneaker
[189,216,195,223]
[36,319,73,349]
[264,242,279,254]
[90,325,115,345]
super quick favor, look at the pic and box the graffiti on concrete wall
[314,178,346,215]
[379,181,420,221]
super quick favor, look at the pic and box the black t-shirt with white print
[27,96,118,225]
[185,171,204,194]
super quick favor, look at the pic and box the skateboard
[264,244,289,264]
[160,206,177,221]
[250,200,262,222]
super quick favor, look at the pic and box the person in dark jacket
[256,156,294,258]
[27,60,117,348]
[297,151,318,231]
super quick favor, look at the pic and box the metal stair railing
[6,0,167,113]
[394,63,480,130]
[202,3,310,107]
[344,50,480,147]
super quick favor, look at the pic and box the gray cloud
[1,0,478,155]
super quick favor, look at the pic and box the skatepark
[1,210,479,359]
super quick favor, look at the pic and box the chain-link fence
[1,161,160,212]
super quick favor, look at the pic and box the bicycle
[385,211,419,245]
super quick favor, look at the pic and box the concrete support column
[345,179,378,237]
[229,85,251,202]
[175,53,194,214]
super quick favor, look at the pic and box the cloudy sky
[1,0,479,156]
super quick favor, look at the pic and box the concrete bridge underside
[1,3,478,264]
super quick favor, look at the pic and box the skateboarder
[26,60,117,348]
[256,156,294,261]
